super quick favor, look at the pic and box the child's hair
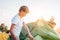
[19,5,29,12]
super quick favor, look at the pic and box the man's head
[50,16,55,22]
[1,23,5,27]
[19,5,29,17]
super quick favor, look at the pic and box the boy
[10,5,34,40]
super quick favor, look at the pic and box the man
[48,16,56,29]
[10,5,34,40]
[0,23,7,32]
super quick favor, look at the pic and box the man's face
[22,12,27,16]
[22,10,29,17]
[50,17,54,22]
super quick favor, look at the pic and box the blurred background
[0,0,60,30]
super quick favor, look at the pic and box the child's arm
[10,24,17,40]
[23,22,34,40]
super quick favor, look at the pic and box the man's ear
[21,10,24,12]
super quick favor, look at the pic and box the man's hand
[28,33,34,40]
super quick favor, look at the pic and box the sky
[0,0,60,29]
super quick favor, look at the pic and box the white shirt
[11,14,23,36]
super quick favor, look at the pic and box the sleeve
[11,17,18,25]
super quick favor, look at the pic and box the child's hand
[28,33,34,40]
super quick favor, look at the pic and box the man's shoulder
[12,14,18,19]
[12,14,19,21]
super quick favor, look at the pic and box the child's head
[19,5,29,17]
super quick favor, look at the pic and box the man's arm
[10,24,17,40]
[23,22,34,40]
